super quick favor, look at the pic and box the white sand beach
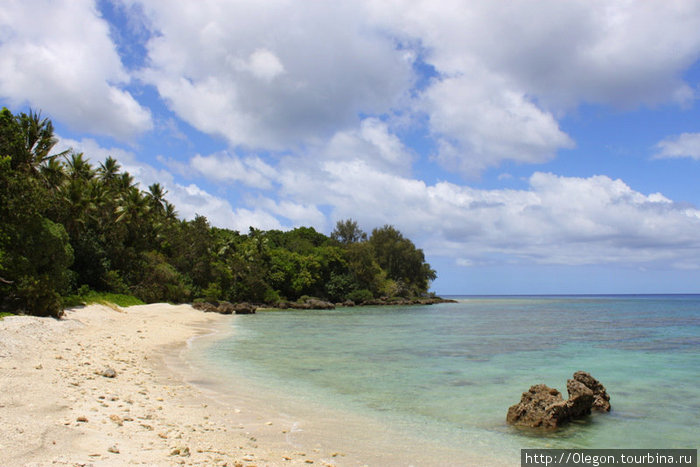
[0,304,353,466]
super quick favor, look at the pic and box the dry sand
[0,303,350,466]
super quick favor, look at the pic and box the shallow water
[193,295,700,464]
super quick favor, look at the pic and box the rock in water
[506,384,570,429]
[565,379,594,418]
[573,371,611,412]
[507,372,611,429]
[216,301,236,314]
[233,302,257,314]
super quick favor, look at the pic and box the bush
[132,251,190,303]
[263,288,281,304]
[347,288,374,304]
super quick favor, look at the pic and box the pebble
[170,446,191,457]
[107,445,120,454]
[99,367,117,378]
[76,416,88,423]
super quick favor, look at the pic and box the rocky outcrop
[572,371,611,412]
[565,379,594,418]
[305,299,335,310]
[192,301,257,314]
[353,296,458,307]
[275,299,335,310]
[507,372,611,429]
[506,384,570,429]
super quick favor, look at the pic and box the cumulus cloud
[242,49,286,82]
[136,0,413,150]
[365,0,700,175]
[170,183,282,232]
[369,0,700,109]
[0,0,152,140]
[323,118,415,175]
[170,151,278,190]
[124,0,700,176]
[654,133,700,160]
[423,72,574,175]
[272,158,700,268]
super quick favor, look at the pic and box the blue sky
[3,0,700,294]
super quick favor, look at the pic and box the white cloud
[365,0,700,175]
[654,133,700,160]
[0,0,152,140]
[369,0,700,109]
[423,72,574,175]
[136,0,413,150]
[170,183,282,232]
[323,118,414,175]
[272,157,700,268]
[243,49,286,82]
[254,198,326,229]
[187,152,277,190]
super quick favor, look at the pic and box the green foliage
[131,251,190,303]
[0,143,73,317]
[369,225,437,297]
[347,288,374,303]
[325,272,356,302]
[0,108,438,314]
[63,289,145,308]
[331,218,367,244]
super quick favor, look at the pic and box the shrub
[347,288,374,303]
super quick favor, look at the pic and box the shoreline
[0,303,507,466]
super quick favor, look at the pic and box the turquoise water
[200,295,700,463]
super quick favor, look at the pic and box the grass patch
[63,290,144,309]
[0,311,15,320]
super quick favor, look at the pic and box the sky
[2,0,700,295]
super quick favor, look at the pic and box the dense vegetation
[0,108,437,317]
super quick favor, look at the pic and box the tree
[369,225,436,297]
[0,108,67,175]
[331,218,367,244]
[0,155,73,317]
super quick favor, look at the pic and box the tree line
[0,108,437,317]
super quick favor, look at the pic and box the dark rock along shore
[193,296,457,314]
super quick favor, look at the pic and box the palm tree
[58,177,97,239]
[65,152,95,181]
[117,172,136,193]
[116,186,149,224]
[164,201,178,221]
[18,110,68,173]
[39,156,67,191]
[98,156,121,183]
[147,183,167,213]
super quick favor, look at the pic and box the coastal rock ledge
[506,371,611,429]
[192,301,256,314]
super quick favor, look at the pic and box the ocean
[186,295,700,465]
